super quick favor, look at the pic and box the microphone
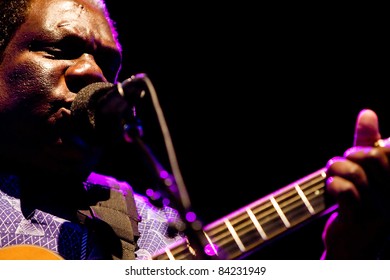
[70,74,146,145]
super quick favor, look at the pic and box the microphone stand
[88,73,215,259]
[72,74,218,259]
[123,120,211,260]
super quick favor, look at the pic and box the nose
[65,54,108,93]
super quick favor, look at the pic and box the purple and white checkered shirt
[0,172,185,259]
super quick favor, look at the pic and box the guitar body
[0,245,63,260]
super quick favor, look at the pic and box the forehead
[26,0,119,45]
[85,0,106,9]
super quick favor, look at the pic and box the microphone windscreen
[70,82,114,143]
[71,82,114,122]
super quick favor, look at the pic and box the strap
[81,173,141,260]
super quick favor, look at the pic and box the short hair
[0,0,30,62]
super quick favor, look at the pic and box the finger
[353,109,382,146]
[326,156,369,191]
[335,146,390,219]
[344,145,390,190]
[326,175,360,201]
[326,176,361,222]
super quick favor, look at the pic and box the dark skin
[323,109,390,259]
[0,0,122,220]
[7,1,389,260]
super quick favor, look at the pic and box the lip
[51,107,74,142]
[51,107,72,126]
[58,107,72,117]
[46,105,99,164]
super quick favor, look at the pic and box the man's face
[0,0,122,174]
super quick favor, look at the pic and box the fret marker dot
[204,244,218,256]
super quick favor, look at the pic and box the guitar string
[204,175,324,240]
[202,172,328,258]
[154,171,330,259]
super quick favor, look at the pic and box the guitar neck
[153,168,337,260]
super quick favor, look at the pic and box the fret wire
[251,200,279,222]
[203,231,236,250]
[204,206,272,240]
[205,222,238,242]
[200,229,243,260]
[209,193,309,256]
[196,168,329,260]
[224,218,246,252]
[273,188,303,211]
[250,172,326,222]
[203,216,264,252]
[246,207,268,240]
[229,211,268,236]
[153,238,194,260]
[274,186,300,205]
[237,173,326,232]
[300,176,327,213]
[165,248,175,260]
[306,188,326,212]
[252,179,326,232]
[295,184,315,215]
[270,196,290,227]
[203,231,219,257]
[276,180,326,221]
[157,248,175,260]
[299,170,326,192]
[275,193,311,223]
[218,182,324,256]
[267,173,326,220]
[275,172,326,208]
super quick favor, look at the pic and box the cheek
[0,62,58,145]
[4,60,55,114]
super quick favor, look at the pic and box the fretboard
[153,168,337,260]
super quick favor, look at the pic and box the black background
[102,2,389,259]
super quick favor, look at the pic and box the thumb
[353,109,382,146]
